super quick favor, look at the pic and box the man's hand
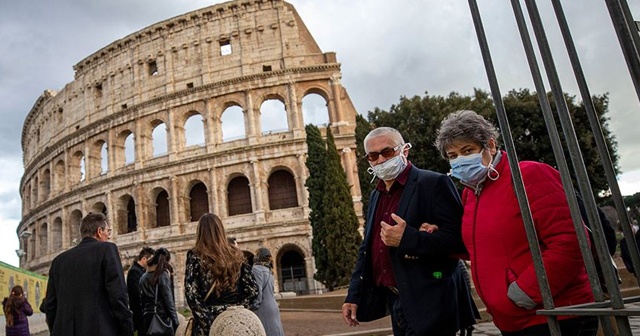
[341,303,359,327]
[381,213,406,247]
[419,222,439,233]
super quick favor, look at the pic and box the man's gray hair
[364,127,405,151]
[434,110,499,159]
[80,212,108,238]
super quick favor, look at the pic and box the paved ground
[25,303,640,335]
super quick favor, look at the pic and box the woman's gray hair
[364,127,405,151]
[434,110,499,159]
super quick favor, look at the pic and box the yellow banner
[0,260,47,315]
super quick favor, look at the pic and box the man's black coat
[45,237,134,336]
[345,165,472,335]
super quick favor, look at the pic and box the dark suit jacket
[126,262,145,333]
[44,237,134,336]
[345,165,471,335]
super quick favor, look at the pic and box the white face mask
[367,151,408,181]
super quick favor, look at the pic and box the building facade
[18,0,361,306]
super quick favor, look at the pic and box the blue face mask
[449,151,492,186]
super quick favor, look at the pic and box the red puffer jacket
[461,151,593,332]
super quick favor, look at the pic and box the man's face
[139,256,149,268]
[365,136,404,167]
[97,224,112,242]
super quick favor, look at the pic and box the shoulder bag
[148,283,174,336]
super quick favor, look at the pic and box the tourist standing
[3,285,33,336]
[140,247,179,335]
[251,247,284,336]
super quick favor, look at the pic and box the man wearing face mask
[434,110,596,336]
[342,127,477,335]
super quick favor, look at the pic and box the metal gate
[468,0,640,335]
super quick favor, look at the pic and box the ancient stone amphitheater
[18,0,361,306]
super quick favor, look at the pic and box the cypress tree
[304,124,329,286]
[320,126,362,290]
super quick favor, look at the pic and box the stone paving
[23,303,640,335]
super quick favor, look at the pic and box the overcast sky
[1,0,640,267]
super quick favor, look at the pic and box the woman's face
[445,138,497,166]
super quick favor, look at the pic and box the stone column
[329,75,344,124]
[170,176,180,225]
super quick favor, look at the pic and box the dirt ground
[281,310,392,336]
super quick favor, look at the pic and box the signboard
[0,260,47,314]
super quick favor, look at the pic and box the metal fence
[468,0,640,335]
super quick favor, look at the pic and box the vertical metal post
[604,0,640,103]
[467,0,561,334]
[524,0,632,334]
[551,0,640,287]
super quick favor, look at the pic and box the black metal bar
[510,2,614,333]
[524,0,632,334]
[604,0,640,103]
[538,308,640,317]
[467,0,560,334]
[551,0,640,287]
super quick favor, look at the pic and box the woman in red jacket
[434,110,596,336]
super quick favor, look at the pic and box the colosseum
[18,0,362,306]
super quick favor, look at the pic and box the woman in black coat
[140,248,180,335]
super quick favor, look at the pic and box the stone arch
[41,168,51,201]
[151,187,171,227]
[38,222,48,256]
[70,150,85,183]
[52,217,63,251]
[277,244,308,295]
[117,194,137,234]
[54,160,65,193]
[91,201,107,215]
[69,209,83,245]
[301,91,330,126]
[150,119,168,157]
[183,112,205,147]
[227,175,252,216]
[267,169,298,210]
[260,96,288,134]
[221,104,246,142]
[188,181,209,222]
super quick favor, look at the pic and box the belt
[388,286,399,295]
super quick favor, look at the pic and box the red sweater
[461,151,593,332]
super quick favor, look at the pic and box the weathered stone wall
[19,0,361,307]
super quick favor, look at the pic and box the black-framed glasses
[365,144,403,162]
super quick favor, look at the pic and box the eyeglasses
[100,227,112,234]
[364,144,403,162]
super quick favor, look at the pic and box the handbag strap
[154,283,159,313]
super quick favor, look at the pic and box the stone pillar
[329,75,344,124]
[250,159,265,223]
[170,176,180,225]
[245,90,259,144]
[209,168,219,215]
[167,108,178,159]
[107,128,115,175]
[135,120,145,170]
[287,82,300,131]
[296,153,308,206]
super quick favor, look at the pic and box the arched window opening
[221,105,246,142]
[227,176,252,216]
[101,142,109,174]
[127,198,137,233]
[80,156,86,182]
[92,202,107,215]
[38,222,48,256]
[156,190,170,227]
[184,114,205,147]
[41,169,51,200]
[302,93,330,126]
[52,217,63,251]
[125,133,135,165]
[279,249,307,295]
[268,170,298,210]
[54,160,65,193]
[70,210,83,245]
[152,123,168,157]
[260,99,288,134]
[189,182,209,222]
